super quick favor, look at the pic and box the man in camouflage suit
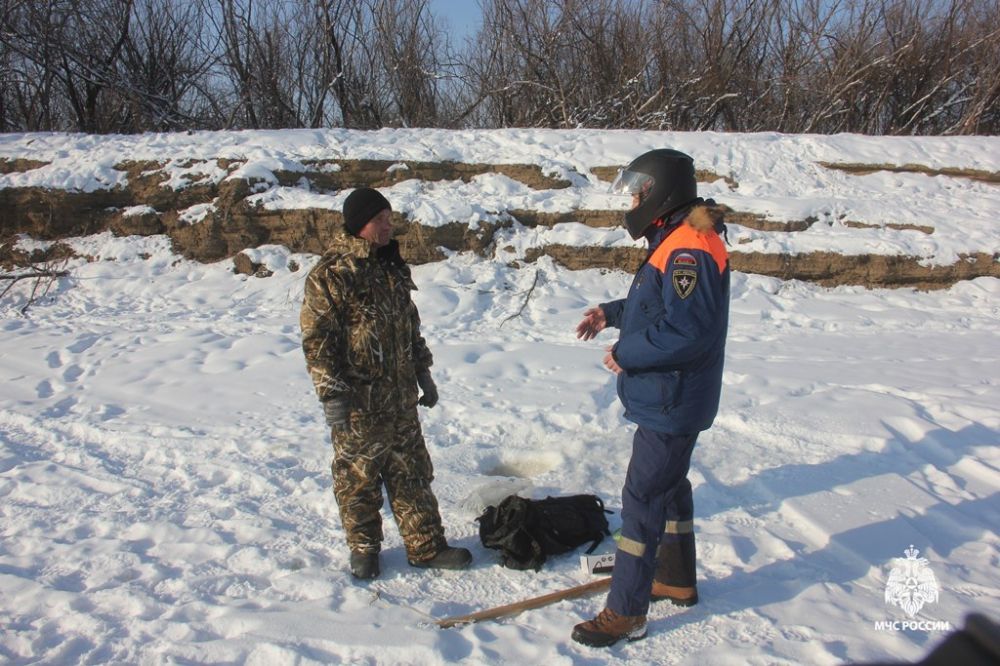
[301,187,472,580]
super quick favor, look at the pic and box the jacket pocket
[622,369,681,414]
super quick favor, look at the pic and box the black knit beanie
[343,188,391,237]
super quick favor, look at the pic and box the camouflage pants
[330,407,446,561]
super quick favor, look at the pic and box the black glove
[322,398,349,430]
[416,370,438,408]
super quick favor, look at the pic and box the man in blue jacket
[572,149,730,647]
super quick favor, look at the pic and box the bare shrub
[0,0,995,134]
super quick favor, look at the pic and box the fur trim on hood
[685,204,726,233]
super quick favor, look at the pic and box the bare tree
[324,0,386,129]
[50,0,134,132]
[372,0,442,127]
[214,0,287,128]
[116,0,218,131]
[0,0,995,134]
[2,0,65,130]
[212,0,450,130]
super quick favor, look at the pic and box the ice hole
[482,453,559,478]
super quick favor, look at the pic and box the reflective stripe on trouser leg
[608,428,698,616]
[381,408,446,561]
[655,479,697,587]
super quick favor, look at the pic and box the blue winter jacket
[601,204,730,434]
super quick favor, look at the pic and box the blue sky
[431,0,483,40]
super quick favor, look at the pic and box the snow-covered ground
[1,129,998,664]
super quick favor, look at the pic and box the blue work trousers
[607,427,698,616]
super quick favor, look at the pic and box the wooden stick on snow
[436,576,611,628]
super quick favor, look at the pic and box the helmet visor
[610,168,654,199]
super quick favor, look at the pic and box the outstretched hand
[575,307,607,341]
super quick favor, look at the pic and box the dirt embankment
[0,158,521,266]
[819,161,1000,185]
[1,158,997,289]
[525,246,997,289]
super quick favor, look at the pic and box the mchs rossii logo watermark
[874,546,952,632]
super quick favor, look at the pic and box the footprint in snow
[36,379,55,399]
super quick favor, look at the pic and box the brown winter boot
[571,607,647,647]
[650,581,699,607]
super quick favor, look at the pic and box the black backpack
[477,494,611,571]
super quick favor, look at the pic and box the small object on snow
[580,552,616,575]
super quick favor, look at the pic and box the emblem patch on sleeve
[672,268,698,299]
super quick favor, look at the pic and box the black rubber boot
[350,551,380,580]
[409,546,472,570]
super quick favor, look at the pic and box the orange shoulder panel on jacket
[649,223,728,275]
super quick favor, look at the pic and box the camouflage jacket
[300,232,432,413]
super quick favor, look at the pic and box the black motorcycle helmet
[611,149,698,239]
